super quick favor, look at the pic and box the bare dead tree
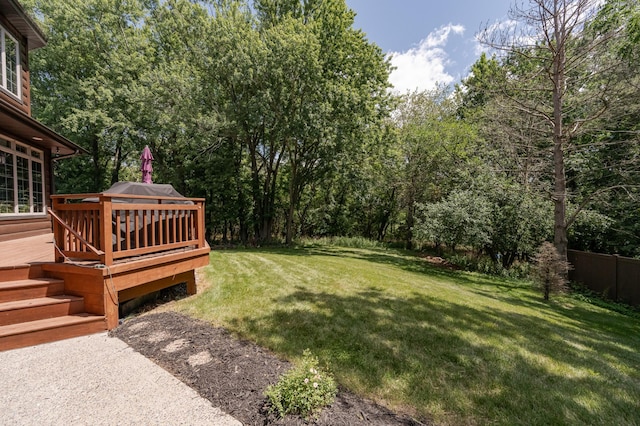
[531,241,571,300]
[476,0,624,263]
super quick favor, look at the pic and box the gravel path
[0,332,241,426]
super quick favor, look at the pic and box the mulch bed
[111,312,428,425]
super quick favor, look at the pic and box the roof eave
[0,98,87,157]
[0,0,47,50]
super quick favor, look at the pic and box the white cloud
[388,24,464,93]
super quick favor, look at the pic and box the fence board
[568,250,640,307]
[616,257,640,306]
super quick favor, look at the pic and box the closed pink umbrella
[140,145,154,184]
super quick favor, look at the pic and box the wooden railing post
[52,196,64,263]
[100,194,113,266]
[197,200,205,248]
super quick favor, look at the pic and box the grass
[171,244,640,425]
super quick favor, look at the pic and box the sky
[345,0,515,93]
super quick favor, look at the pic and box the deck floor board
[0,234,55,267]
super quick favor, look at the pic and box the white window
[1,25,20,98]
[0,138,45,215]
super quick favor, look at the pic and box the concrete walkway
[0,333,241,425]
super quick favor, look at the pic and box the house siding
[0,14,30,116]
[0,2,74,242]
[0,215,51,242]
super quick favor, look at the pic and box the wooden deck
[0,233,55,267]
[1,192,211,350]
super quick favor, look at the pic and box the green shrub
[504,260,532,279]
[570,283,640,319]
[445,252,532,279]
[298,236,384,250]
[265,349,338,419]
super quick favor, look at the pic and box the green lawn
[171,245,640,425]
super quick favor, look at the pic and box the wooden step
[0,314,106,351]
[0,295,85,326]
[0,265,32,282]
[0,278,65,303]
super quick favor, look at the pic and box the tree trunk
[234,141,249,245]
[285,143,298,245]
[544,282,550,301]
[90,135,103,192]
[405,180,415,249]
[259,165,278,243]
[552,0,568,264]
[248,138,263,242]
[377,187,396,241]
[110,142,122,186]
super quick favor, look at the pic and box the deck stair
[0,267,106,351]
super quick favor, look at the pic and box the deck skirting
[42,247,210,329]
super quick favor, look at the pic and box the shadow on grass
[218,247,640,424]
[232,287,639,424]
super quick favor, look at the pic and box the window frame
[0,24,21,100]
[0,137,46,217]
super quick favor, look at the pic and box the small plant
[530,242,570,300]
[264,349,338,419]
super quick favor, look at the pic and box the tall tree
[394,88,477,248]
[477,0,622,262]
[26,0,154,192]
[204,0,391,243]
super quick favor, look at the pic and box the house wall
[0,7,66,242]
[0,215,51,242]
[0,14,31,116]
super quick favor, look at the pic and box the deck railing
[50,193,206,266]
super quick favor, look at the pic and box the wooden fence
[50,193,206,266]
[568,250,640,307]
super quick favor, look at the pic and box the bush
[569,283,640,319]
[415,190,492,252]
[298,236,384,250]
[265,349,338,419]
[444,252,531,279]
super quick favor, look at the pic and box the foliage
[25,0,390,244]
[567,208,614,253]
[204,0,393,244]
[26,0,153,192]
[297,236,385,250]
[415,177,552,267]
[394,88,479,247]
[445,253,532,279]
[569,283,640,319]
[482,179,552,267]
[530,242,570,300]
[455,52,503,119]
[24,0,640,257]
[415,190,492,252]
[474,0,633,263]
[264,349,338,419]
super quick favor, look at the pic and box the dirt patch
[111,312,428,425]
[418,254,460,271]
